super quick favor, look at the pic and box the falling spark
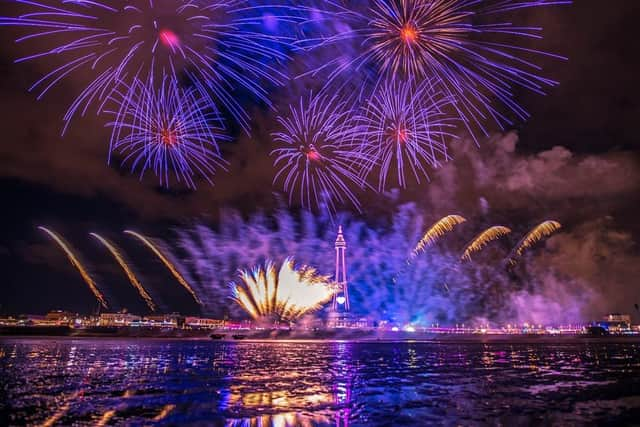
[509,220,562,263]
[124,230,201,306]
[413,215,467,257]
[38,226,108,308]
[90,233,156,312]
[461,226,512,261]
[231,258,335,321]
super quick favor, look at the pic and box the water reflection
[0,339,639,425]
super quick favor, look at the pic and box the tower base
[326,311,353,329]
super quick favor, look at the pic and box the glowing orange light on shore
[400,24,418,43]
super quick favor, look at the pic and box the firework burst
[107,73,227,188]
[302,0,570,138]
[357,78,457,191]
[1,0,296,131]
[271,93,370,214]
[231,258,335,322]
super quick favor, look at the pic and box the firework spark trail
[461,225,512,261]
[124,230,201,305]
[271,93,371,215]
[300,0,571,139]
[231,258,335,321]
[393,213,466,283]
[90,233,156,312]
[37,226,108,308]
[107,73,227,188]
[356,77,457,191]
[509,220,562,263]
[413,215,467,257]
[1,0,299,131]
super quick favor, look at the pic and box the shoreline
[2,330,640,344]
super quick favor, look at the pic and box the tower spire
[332,225,349,312]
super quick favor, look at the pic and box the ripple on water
[0,339,639,426]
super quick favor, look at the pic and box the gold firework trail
[90,233,156,312]
[413,215,466,257]
[124,230,201,305]
[509,220,562,263]
[461,226,512,261]
[38,226,108,308]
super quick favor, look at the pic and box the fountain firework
[231,258,335,321]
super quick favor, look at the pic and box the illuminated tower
[332,225,350,312]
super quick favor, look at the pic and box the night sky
[0,0,639,319]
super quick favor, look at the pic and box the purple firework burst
[271,93,371,215]
[1,0,297,132]
[357,77,457,191]
[300,0,570,138]
[107,73,228,189]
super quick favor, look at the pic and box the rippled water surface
[1,339,640,426]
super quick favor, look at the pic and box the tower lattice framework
[332,225,350,311]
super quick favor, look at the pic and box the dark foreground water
[1,339,639,426]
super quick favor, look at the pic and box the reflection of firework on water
[271,93,369,214]
[152,405,176,422]
[231,258,335,321]
[124,230,201,305]
[90,232,156,312]
[38,226,108,308]
[461,226,511,261]
[413,214,467,257]
[357,78,456,190]
[226,412,331,427]
[107,74,227,188]
[301,0,570,138]
[509,220,561,263]
[1,0,296,130]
